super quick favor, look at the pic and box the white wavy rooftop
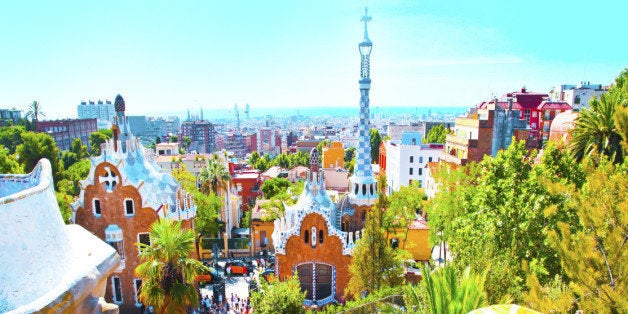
[0,159,120,313]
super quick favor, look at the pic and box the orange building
[72,95,197,313]
[322,141,345,169]
[272,149,364,306]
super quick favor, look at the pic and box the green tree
[70,138,89,158]
[135,219,207,314]
[273,152,290,169]
[540,158,627,312]
[570,69,627,164]
[261,177,291,199]
[347,175,405,298]
[316,139,331,156]
[170,135,178,143]
[193,191,222,237]
[16,131,62,183]
[385,181,425,247]
[171,164,222,237]
[182,136,191,151]
[89,131,110,156]
[426,124,449,143]
[198,154,231,195]
[344,147,356,163]
[250,273,305,314]
[370,128,382,164]
[0,125,26,154]
[428,139,583,303]
[240,209,251,228]
[0,146,23,173]
[25,100,45,129]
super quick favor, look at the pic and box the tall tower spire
[349,7,377,206]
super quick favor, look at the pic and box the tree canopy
[261,177,291,199]
[250,273,305,314]
[426,124,449,143]
[370,128,382,164]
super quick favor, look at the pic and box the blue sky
[1,1,626,119]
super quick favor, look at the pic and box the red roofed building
[477,87,572,142]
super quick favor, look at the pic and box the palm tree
[419,264,489,314]
[135,219,207,313]
[198,153,231,196]
[25,100,45,130]
[570,91,625,164]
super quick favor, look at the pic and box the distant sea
[148,106,468,121]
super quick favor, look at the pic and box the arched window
[304,230,309,244]
[354,183,359,195]
[319,230,324,244]
[369,184,374,195]
[362,184,366,195]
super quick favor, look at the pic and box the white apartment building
[77,100,115,123]
[549,82,608,111]
[384,131,444,194]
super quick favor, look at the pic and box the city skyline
[1,1,626,120]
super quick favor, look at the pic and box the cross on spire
[361,7,371,41]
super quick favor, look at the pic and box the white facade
[549,83,608,111]
[77,100,115,122]
[384,132,444,193]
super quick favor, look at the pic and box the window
[419,156,423,163]
[109,240,125,260]
[409,168,413,175]
[125,199,134,216]
[93,199,101,216]
[419,168,423,176]
[319,230,324,244]
[524,109,531,123]
[304,230,309,244]
[133,279,143,306]
[428,157,433,162]
[410,156,414,163]
[112,276,123,303]
[138,233,150,254]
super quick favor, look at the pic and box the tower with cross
[349,7,377,206]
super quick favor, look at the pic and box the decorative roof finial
[361,7,372,41]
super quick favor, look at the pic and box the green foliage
[16,131,62,183]
[193,191,222,237]
[135,219,207,313]
[58,159,91,196]
[55,192,73,223]
[426,124,449,143]
[322,285,405,313]
[0,125,26,154]
[261,177,291,199]
[539,158,627,312]
[0,146,23,173]
[249,150,309,172]
[421,264,489,314]
[89,131,110,156]
[385,181,425,247]
[428,139,584,303]
[316,139,331,156]
[240,209,251,228]
[370,128,382,164]
[198,153,231,195]
[344,147,356,162]
[25,100,45,127]
[250,273,306,314]
[347,175,406,298]
[570,69,627,164]
[260,181,303,221]
[170,135,178,143]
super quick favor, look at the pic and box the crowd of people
[197,293,251,314]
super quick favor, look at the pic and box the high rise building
[77,99,115,129]
[36,118,97,151]
[348,8,377,206]
[180,120,215,153]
